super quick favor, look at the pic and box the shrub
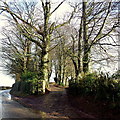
[20,70,38,81]
[111,70,120,79]
[68,72,120,104]
[10,71,45,96]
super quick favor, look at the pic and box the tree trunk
[23,40,31,72]
[15,73,21,82]
[40,44,49,88]
[82,1,89,73]
[78,19,83,75]
[34,44,39,72]
[26,40,31,70]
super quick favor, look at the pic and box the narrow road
[0,85,95,119]
[14,84,95,119]
[0,90,41,119]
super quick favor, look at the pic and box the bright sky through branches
[0,0,119,86]
[0,0,74,86]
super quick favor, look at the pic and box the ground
[69,95,120,119]
[12,83,120,119]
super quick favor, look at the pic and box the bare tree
[67,1,119,80]
[0,0,75,90]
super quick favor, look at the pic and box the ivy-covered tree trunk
[33,44,39,72]
[82,1,89,73]
[40,1,51,88]
[23,39,31,72]
[26,40,31,70]
[40,43,50,88]
[77,18,83,78]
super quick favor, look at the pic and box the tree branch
[1,4,44,36]
[92,2,111,42]
[50,0,66,15]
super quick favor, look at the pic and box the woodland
[0,0,120,109]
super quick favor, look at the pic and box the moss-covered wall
[10,80,45,96]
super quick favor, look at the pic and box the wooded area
[0,0,120,102]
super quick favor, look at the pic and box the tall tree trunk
[77,19,83,78]
[23,40,31,72]
[40,1,51,88]
[40,43,49,88]
[26,40,31,70]
[23,43,27,72]
[61,61,66,85]
[82,1,89,73]
[58,58,62,85]
[71,34,79,79]
[34,44,39,72]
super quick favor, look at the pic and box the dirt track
[13,83,95,119]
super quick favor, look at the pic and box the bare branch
[93,2,111,42]
[50,0,66,15]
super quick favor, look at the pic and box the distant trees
[51,25,75,85]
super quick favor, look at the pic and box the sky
[0,13,15,86]
[0,15,15,87]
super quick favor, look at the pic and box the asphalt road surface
[0,90,42,119]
